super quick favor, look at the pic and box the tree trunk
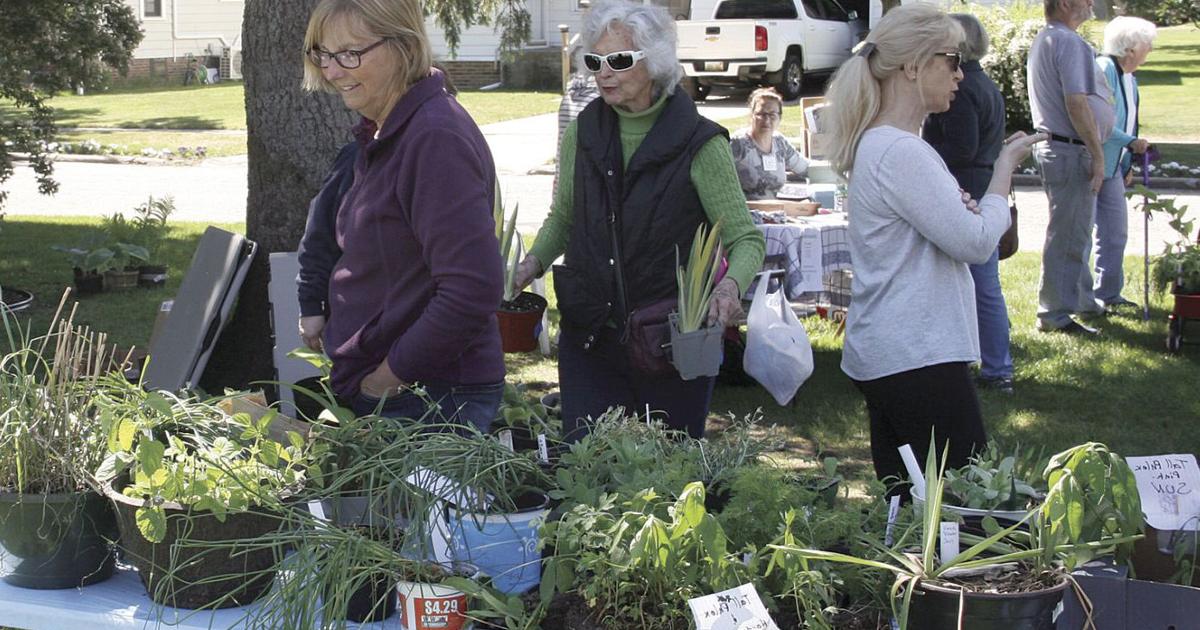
[200,0,358,395]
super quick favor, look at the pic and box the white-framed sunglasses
[582,50,646,73]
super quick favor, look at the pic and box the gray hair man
[1028,0,1115,335]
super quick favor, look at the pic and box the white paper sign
[797,227,823,293]
[688,583,779,630]
[939,521,960,563]
[1127,454,1200,531]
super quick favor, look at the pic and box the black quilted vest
[553,91,726,336]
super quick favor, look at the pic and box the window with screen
[144,0,163,18]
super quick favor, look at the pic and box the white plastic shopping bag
[744,271,814,405]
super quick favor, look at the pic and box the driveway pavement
[4,101,1196,258]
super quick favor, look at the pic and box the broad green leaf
[137,439,165,477]
[135,506,167,543]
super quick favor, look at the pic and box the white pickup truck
[677,0,867,101]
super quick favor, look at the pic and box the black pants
[558,324,715,441]
[852,362,987,499]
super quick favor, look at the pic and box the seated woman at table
[730,87,808,200]
[825,3,1043,498]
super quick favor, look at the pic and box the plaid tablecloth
[755,214,852,305]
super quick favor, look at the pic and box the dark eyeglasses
[933,51,962,73]
[582,50,647,73]
[309,38,390,70]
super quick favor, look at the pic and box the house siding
[123,0,243,60]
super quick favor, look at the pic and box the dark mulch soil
[928,568,1062,595]
[500,291,546,313]
[539,593,606,630]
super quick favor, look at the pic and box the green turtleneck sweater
[528,93,765,294]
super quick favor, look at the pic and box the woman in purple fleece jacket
[302,0,505,430]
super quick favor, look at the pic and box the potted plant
[494,199,546,353]
[493,381,561,454]
[912,442,1044,528]
[94,380,319,609]
[51,231,113,295]
[770,439,1143,629]
[669,221,724,379]
[130,195,175,287]
[0,295,119,589]
[1131,186,1199,352]
[100,241,149,290]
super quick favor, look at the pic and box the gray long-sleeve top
[841,126,1009,382]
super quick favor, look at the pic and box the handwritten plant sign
[1126,454,1200,531]
[688,583,780,630]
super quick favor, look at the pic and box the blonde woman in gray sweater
[822,3,1044,498]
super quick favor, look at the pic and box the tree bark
[200,0,358,395]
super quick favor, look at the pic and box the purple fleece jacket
[324,70,505,398]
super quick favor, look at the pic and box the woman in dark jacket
[511,0,764,440]
[922,13,1015,394]
[302,0,504,430]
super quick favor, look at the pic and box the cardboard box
[217,391,315,443]
[746,199,820,216]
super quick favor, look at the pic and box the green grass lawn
[8,216,1195,486]
[1137,25,1200,142]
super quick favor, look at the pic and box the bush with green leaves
[1117,0,1200,26]
[94,381,322,543]
[541,483,753,628]
[1129,185,1199,292]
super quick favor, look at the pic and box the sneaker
[976,376,1014,394]
[1053,320,1101,336]
[1104,297,1140,312]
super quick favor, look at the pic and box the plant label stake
[537,434,550,463]
[1126,454,1200,531]
[939,521,960,564]
[307,500,327,522]
[687,583,779,630]
[885,494,902,546]
[498,429,514,451]
[898,444,926,498]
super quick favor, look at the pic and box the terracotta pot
[496,292,547,353]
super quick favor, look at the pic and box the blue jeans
[351,380,503,433]
[1035,142,1100,329]
[558,324,715,441]
[969,248,1012,379]
[1091,174,1129,306]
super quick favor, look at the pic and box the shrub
[1117,0,1200,27]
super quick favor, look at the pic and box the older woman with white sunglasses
[511,0,763,441]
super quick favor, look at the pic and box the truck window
[713,0,799,20]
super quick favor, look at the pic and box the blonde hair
[748,87,784,116]
[302,0,433,94]
[823,3,963,178]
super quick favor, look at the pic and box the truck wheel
[683,77,710,102]
[775,55,803,101]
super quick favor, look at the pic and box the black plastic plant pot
[0,491,118,589]
[72,268,105,295]
[325,567,397,623]
[104,479,285,609]
[137,264,169,288]
[906,576,1069,629]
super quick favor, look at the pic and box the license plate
[704,61,726,72]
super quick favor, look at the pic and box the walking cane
[1140,146,1160,322]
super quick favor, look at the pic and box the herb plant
[1130,185,1199,292]
[944,442,1043,511]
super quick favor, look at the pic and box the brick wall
[109,56,221,87]
[438,61,501,91]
